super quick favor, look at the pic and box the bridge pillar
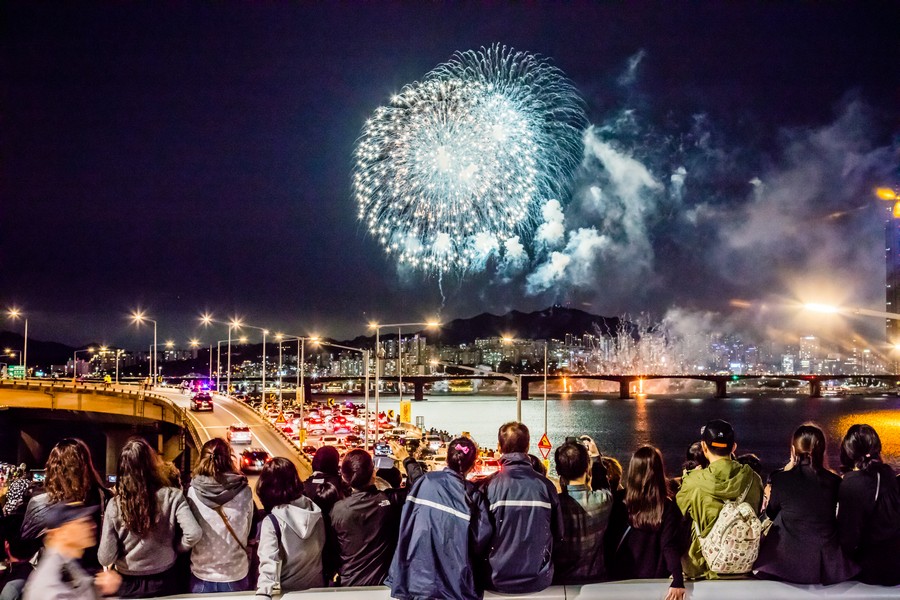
[715,380,728,399]
[619,380,631,400]
[413,381,425,401]
[105,429,132,476]
[809,380,823,398]
[520,379,530,401]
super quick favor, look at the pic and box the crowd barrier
[159,579,898,599]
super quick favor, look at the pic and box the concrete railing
[158,579,899,599]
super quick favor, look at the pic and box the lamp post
[7,308,27,377]
[114,348,123,384]
[276,334,318,436]
[200,314,243,397]
[316,340,370,448]
[215,339,230,392]
[131,311,157,387]
[368,320,440,427]
[238,324,269,401]
[72,347,95,381]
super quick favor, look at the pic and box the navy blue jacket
[387,469,491,600]
[483,453,563,594]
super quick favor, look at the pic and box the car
[425,434,444,451]
[320,435,341,447]
[467,458,501,481]
[239,449,271,474]
[425,455,447,472]
[301,444,318,457]
[190,392,213,412]
[227,424,252,445]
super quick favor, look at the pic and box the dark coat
[754,464,858,584]
[482,453,563,594]
[838,463,900,586]
[605,497,685,588]
[387,469,491,600]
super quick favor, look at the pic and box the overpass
[302,373,900,400]
[0,380,310,487]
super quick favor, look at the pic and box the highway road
[152,387,311,498]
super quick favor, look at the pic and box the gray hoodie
[255,496,325,599]
[187,474,254,583]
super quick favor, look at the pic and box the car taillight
[265,456,272,462]
[243,458,250,464]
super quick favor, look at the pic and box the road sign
[537,432,552,459]
[8,366,24,379]
[399,400,411,424]
[275,412,287,424]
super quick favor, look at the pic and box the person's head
[555,442,590,485]
[312,481,344,515]
[840,424,882,472]
[446,437,478,476]
[602,456,623,490]
[45,438,104,504]
[625,445,667,530]
[116,437,162,536]
[376,467,402,489]
[256,457,303,512]
[791,423,827,471]
[735,453,762,476]
[194,438,237,479]
[341,449,375,491]
[0,512,35,561]
[498,421,530,454]
[528,454,547,476]
[312,445,341,476]
[701,419,736,458]
[683,441,709,471]
[158,461,182,489]
[42,503,99,558]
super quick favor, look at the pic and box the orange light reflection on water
[832,410,900,465]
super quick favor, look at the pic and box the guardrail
[158,579,900,599]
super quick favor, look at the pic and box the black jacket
[327,457,423,587]
[482,453,563,594]
[755,464,858,584]
[838,463,900,586]
[605,496,685,588]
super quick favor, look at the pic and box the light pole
[238,324,269,400]
[317,340,370,448]
[72,347,95,381]
[368,320,440,426]
[131,311,157,387]
[114,348,123,384]
[215,339,230,392]
[200,314,243,397]
[503,336,551,433]
[7,308,27,377]
[276,334,318,436]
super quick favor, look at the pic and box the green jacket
[675,458,763,580]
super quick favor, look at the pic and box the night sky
[3,2,899,349]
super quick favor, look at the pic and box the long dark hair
[840,424,882,473]
[446,437,478,475]
[194,438,237,480]
[256,458,303,512]
[792,423,827,472]
[45,438,105,504]
[116,438,162,536]
[625,445,667,531]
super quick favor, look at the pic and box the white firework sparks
[354,44,585,273]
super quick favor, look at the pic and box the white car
[425,455,447,472]
[227,424,252,445]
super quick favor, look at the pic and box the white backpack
[694,482,761,574]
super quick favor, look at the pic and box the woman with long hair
[21,438,111,571]
[186,438,254,593]
[606,446,685,600]
[837,424,900,585]
[754,423,857,583]
[254,457,325,596]
[387,436,491,600]
[98,437,201,598]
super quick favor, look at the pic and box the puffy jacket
[255,496,325,599]
[483,453,563,594]
[675,458,763,580]
[387,468,492,600]
[187,473,254,583]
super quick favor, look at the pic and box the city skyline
[3,2,899,349]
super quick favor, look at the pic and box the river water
[325,390,900,479]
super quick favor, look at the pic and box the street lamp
[131,311,157,387]
[368,320,440,427]
[200,314,243,397]
[7,308,27,377]
[315,340,371,448]
[276,334,319,433]
[72,347,95,381]
[4,348,22,366]
[504,336,551,434]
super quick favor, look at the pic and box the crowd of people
[1,417,900,599]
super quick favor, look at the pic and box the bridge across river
[302,373,899,400]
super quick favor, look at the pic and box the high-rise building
[885,204,900,346]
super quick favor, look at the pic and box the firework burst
[354,44,585,273]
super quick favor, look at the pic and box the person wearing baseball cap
[675,419,763,580]
[22,502,121,599]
